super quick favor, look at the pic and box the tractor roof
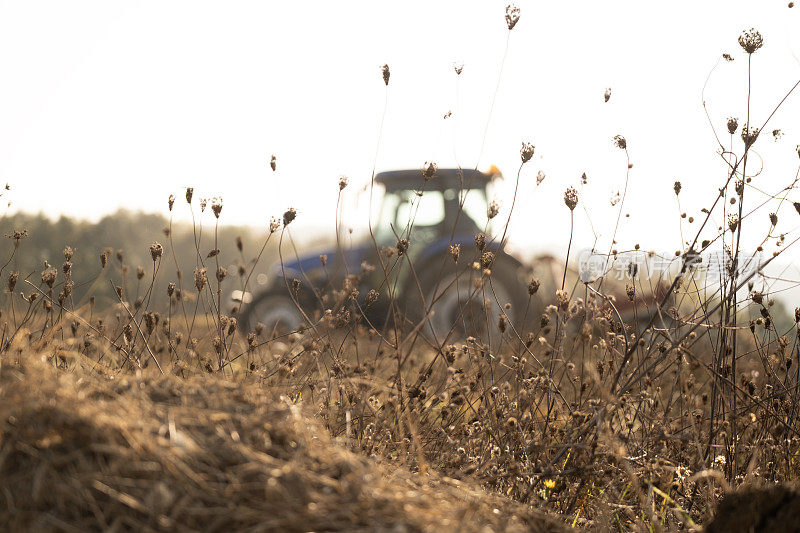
[375,168,496,191]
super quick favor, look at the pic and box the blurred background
[0,0,799,301]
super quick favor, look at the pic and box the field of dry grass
[4,5,800,532]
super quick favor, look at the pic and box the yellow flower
[544,479,555,490]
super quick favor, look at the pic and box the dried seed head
[727,117,739,134]
[235,236,243,252]
[422,161,437,181]
[487,200,500,219]
[319,254,327,267]
[505,4,520,30]
[269,217,280,233]
[194,267,208,292]
[752,291,764,305]
[123,324,133,345]
[475,232,486,251]
[626,284,635,301]
[283,208,297,227]
[291,278,301,294]
[7,271,17,293]
[604,88,611,102]
[381,64,390,86]
[528,278,540,295]
[770,212,778,226]
[728,213,739,232]
[520,141,535,164]
[211,197,223,218]
[741,123,760,147]
[555,289,570,309]
[366,289,379,306]
[480,251,495,269]
[738,28,764,54]
[167,282,175,297]
[200,198,207,212]
[216,266,227,283]
[41,267,57,289]
[136,266,145,280]
[100,251,108,269]
[150,242,163,261]
[674,181,682,196]
[564,187,579,211]
[168,194,175,211]
[338,176,349,190]
[536,170,546,185]
[453,62,463,75]
[62,261,72,276]
[613,135,627,149]
[449,244,461,263]
[63,246,74,261]
[186,187,194,204]
[396,238,409,257]
[270,154,277,171]
[723,53,734,62]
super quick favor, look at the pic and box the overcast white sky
[1,1,800,297]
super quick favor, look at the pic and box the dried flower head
[741,123,760,148]
[283,208,297,227]
[270,154,277,171]
[136,266,145,280]
[41,267,56,289]
[150,242,163,261]
[6,229,28,247]
[728,213,739,232]
[186,187,194,204]
[770,212,778,226]
[520,141,535,164]
[604,88,611,102]
[727,117,739,135]
[528,278,540,295]
[168,194,175,211]
[211,197,223,218]
[487,200,500,219]
[613,135,627,150]
[194,267,208,292]
[722,53,734,62]
[381,64,390,86]
[674,181,682,196]
[738,28,764,54]
[453,62,463,75]
[422,161,437,181]
[199,198,207,212]
[449,244,461,263]
[505,4,520,30]
[216,266,227,283]
[338,176,349,190]
[7,271,18,293]
[396,238,409,257]
[536,170,546,185]
[269,217,280,233]
[475,232,486,251]
[564,187,579,210]
[236,236,243,252]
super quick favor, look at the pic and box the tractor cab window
[376,189,445,245]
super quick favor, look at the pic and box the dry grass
[0,347,565,532]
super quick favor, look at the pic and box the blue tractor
[238,168,539,344]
